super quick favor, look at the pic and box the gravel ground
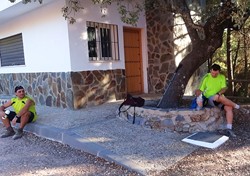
[3,114,248,176]
[156,112,250,176]
[0,126,141,176]
[1,108,249,176]
[73,118,197,174]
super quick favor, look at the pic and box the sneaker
[225,129,236,138]
[1,129,15,138]
[217,129,236,137]
[12,129,23,140]
[217,129,228,136]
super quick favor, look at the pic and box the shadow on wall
[185,62,208,96]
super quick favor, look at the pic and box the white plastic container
[2,109,10,119]
[196,94,203,110]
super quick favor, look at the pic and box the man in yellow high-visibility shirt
[196,64,248,137]
[0,86,37,140]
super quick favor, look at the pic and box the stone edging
[118,106,226,133]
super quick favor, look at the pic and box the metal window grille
[87,21,119,61]
[0,33,25,67]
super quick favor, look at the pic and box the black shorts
[7,111,34,123]
[213,101,225,110]
[208,95,225,110]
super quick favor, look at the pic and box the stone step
[0,96,12,105]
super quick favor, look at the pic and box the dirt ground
[159,111,250,176]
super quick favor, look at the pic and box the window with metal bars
[0,33,25,67]
[87,21,119,61]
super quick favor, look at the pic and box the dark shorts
[208,96,224,110]
[7,111,34,123]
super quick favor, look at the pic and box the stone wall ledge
[0,97,11,105]
[118,105,227,133]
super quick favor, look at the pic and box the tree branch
[173,0,205,42]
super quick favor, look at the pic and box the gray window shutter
[0,33,25,67]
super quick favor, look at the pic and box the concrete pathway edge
[24,122,147,175]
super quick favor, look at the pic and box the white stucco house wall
[0,0,149,109]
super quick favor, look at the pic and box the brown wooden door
[123,28,143,94]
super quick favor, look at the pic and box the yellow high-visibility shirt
[199,73,227,98]
[11,95,37,122]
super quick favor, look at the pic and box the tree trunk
[226,28,233,95]
[243,27,248,97]
[232,39,240,95]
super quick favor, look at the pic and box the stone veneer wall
[71,69,126,109]
[146,10,204,95]
[146,9,175,94]
[0,72,73,108]
[0,69,125,109]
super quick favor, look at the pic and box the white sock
[234,104,240,109]
[226,124,232,129]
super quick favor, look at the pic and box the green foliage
[61,0,84,24]
[90,0,144,26]
[231,0,250,29]
[117,2,143,26]
[91,0,112,5]
[213,17,250,97]
[9,0,43,3]
[8,0,250,27]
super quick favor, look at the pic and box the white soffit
[0,0,55,25]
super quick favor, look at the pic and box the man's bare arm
[218,87,228,95]
[0,100,12,111]
[16,99,34,117]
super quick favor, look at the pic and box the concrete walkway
[15,101,197,175]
